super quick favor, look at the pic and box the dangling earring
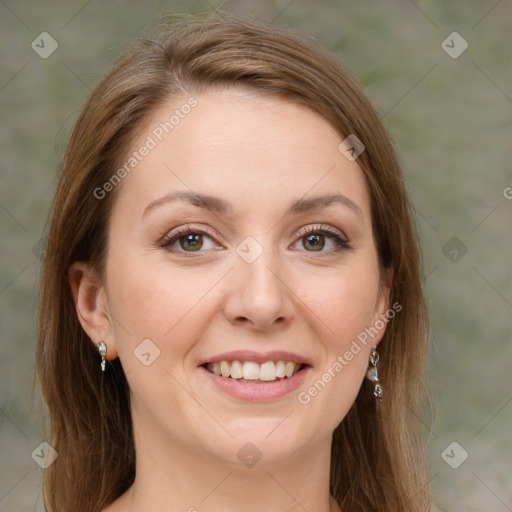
[95,341,107,371]
[366,345,383,401]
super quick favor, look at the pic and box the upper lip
[198,350,312,367]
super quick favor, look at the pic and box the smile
[205,360,303,382]
[200,361,311,402]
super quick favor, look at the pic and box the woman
[37,14,431,512]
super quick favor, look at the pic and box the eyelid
[293,223,346,240]
[160,224,223,249]
[291,223,352,253]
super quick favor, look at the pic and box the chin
[197,422,316,468]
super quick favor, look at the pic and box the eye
[291,224,351,253]
[160,223,351,256]
[160,225,221,254]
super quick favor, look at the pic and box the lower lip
[199,365,311,402]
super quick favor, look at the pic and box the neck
[116,422,341,512]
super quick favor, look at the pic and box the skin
[69,89,391,512]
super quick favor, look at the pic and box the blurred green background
[1,1,510,510]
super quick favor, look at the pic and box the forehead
[111,89,372,224]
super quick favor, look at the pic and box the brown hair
[37,13,431,512]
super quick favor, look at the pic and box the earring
[95,341,107,371]
[366,345,383,401]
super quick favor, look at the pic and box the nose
[223,242,295,332]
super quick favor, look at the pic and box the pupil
[305,234,324,251]
[182,234,203,251]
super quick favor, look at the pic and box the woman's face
[87,89,391,467]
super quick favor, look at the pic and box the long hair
[36,14,431,512]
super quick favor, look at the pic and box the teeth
[230,360,243,379]
[205,360,302,381]
[220,361,230,378]
[211,362,222,376]
[285,361,295,378]
[275,360,286,378]
[259,361,276,381]
[243,361,260,380]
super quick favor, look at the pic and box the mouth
[201,360,308,384]
[197,350,312,401]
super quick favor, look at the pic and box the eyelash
[160,224,351,256]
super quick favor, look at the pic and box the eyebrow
[142,191,363,219]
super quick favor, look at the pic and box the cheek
[290,267,378,435]
[294,264,380,417]
[300,264,380,349]
[106,254,220,364]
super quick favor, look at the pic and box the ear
[371,266,394,347]
[68,261,118,360]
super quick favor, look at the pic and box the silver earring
[95,341,107,371]
[366,345,383,401]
